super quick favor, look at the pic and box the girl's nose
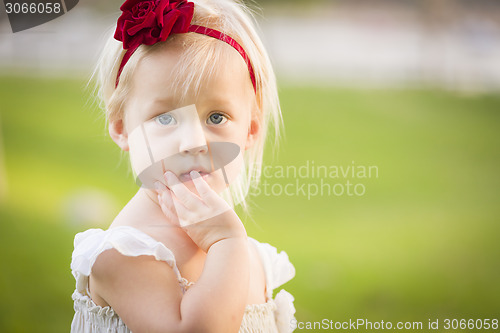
[181,144,208,155]
[178,120,208,155]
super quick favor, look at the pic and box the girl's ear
[109,118,129,151]
[245,117,261,150]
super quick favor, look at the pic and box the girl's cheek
[128,124,180,178]
[128,125,156,177]
[204,124,243,143]
[148,131,180,161]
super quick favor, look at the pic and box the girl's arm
[90,172,250,333]
[91,236,249,333]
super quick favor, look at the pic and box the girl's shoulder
[70,226,295,297]
[71,226,180,284]
[247,238,295,297]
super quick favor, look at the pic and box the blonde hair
[93,0,282,212]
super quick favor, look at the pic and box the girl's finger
[158,191,180,226]
[190,171,222,207]
[154,181,167,195]
[164,171,201,211]
[161,186,175,210]
[155,181,178,220]
[158,193,170,217]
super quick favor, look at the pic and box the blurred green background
[0,76,499,332]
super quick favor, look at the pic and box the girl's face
[113,43,259,194]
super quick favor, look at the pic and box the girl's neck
[111,188,176,231]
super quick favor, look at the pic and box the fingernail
[190,170,200,179]
[154,181,162,191]
[164,171,173,182]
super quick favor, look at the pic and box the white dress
[70,226,296,332]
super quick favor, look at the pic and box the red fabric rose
[114,0,194,50]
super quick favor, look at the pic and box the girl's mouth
[178,170,210,183]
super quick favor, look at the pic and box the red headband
[114,0,256,92]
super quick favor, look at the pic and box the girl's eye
[155,113,176,126]
[207,113,228,125]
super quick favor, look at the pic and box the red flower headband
[114,0,256,92]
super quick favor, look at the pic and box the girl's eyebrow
[151,97,176,108]
[200,94,240,110]
[144,97,182,117]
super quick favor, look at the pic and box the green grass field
[0,76,499,332]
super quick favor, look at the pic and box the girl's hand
[155,171,246,252]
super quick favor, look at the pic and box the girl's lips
[178,170,210,182]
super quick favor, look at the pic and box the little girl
[70,0,295,332]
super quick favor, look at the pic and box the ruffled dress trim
[70,226,296,332]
